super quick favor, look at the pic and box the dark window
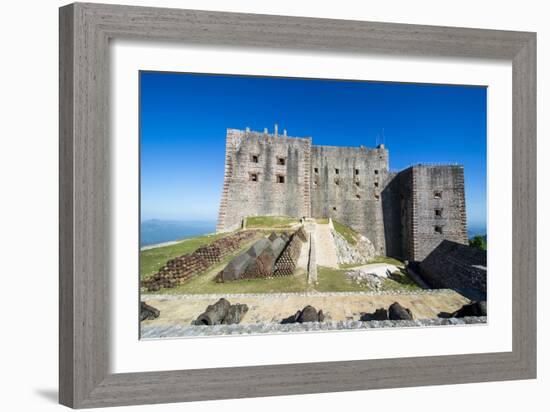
[434,190,442,199]
[251,154,259,163]
[335,168,340,174]
[334,178,340,186]
[333,206,337,211]
[374,170,379,175]
[434,225,443,234]
[374,193,380,200]
[277,157,286,166]
[355,194,361,199]
[355,169,359,175]
[355,180,360,187]
[276,175,285,183]
[374,182,379,188]
[313,177,319,186]
[435,209,442,217]
[314,167,319,173]
[249,173,258,182]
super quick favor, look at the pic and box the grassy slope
[332,219,359,245]
[316,266,422,292]
[245,216,298,229]
[140,218,420,294]
[140,232,227,280]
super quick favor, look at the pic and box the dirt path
[142,289,469,327]
[314,223,339,268]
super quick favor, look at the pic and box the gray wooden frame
[59,2,536,408]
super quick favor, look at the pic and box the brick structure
[217,127,468,262]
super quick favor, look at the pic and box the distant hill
[140,219,216,247]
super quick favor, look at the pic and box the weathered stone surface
[142,317,488,339]
[419,240,487,293]
[388,302,413,320]
[333,230,376,265]
[345,269,384,290]
[140,302,160,321]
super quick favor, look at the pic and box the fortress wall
[217,129,311,231]
[407,165,468,261]
[397,167,415,260]
[217,128,469,265]
[310,144,389,254]
[381,172,402,258]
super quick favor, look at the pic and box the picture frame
[59,2,536,408]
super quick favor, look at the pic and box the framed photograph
[59,2,536,408]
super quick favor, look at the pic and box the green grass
[245,215,299,229]
[160,269,310,295]
[315,218,329,224]
[140,232,227,280]
[383,270,422,291]
[366,256,405,267]
[316,266,373,292]
[316,265,421,293]
[332,219,360,245]
[141,233,309,294]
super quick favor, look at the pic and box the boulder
[388,302,413,320]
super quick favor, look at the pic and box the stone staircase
[314,222,339,268]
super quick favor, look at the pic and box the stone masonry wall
[405,165,468,261]
[419,240,487,293]
[310,144,389,254]
[217,128,469,264]
[217,128,312,232]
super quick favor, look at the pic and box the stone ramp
[314,223,338,268]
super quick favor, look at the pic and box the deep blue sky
[140,71,487,232]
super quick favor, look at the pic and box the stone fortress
[217,126,468,262]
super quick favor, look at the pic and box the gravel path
[141,289,469,328]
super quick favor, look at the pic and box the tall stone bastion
[217,127,468,262]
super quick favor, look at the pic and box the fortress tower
[217,127,468,261]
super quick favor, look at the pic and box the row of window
[313,177,379,188]
[314,167,379,175]
[249,173,285,183]
[250,155,383,177]
[251,154,286,165]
